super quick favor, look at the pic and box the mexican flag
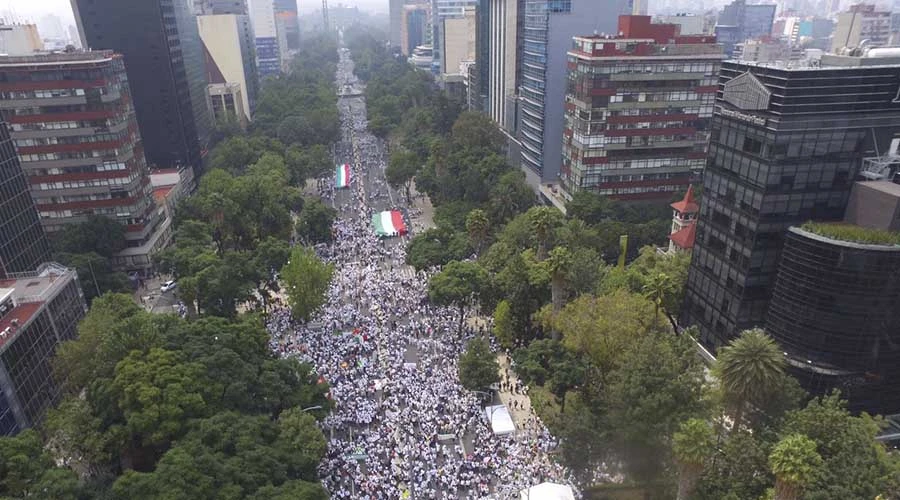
[335,163,351,188]
[372,210,407,237]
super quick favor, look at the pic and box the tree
[603,332,707,482]
[465,208,490,255]
[458,337,500,392]
[385,149,419,203]
[550,291,664,378]
[780,392,900,500]
[281,246,334,322]
[673,419,716,500]
[642,271,676,328]
[0,430,79,499]
[512,339,584,413]
[713,329,785,428]
[405,227,470,270]
[112,348,209,448]
[566,190,611,225]
[52,214,127,257]
[428,260,488,334]
[278,408,327,478]
[295,198,336,244]
[527,206,562,260]
[492,300,516,349]
[285,144,331,185]
[487,170,536,225]
[769,434,822,500]
[54,251,131,303]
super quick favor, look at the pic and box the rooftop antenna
[322,0,330,31]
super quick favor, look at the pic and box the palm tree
[545,246,574,340]
[672,418,715,500]
[528,206,560,260]
[642,271,674,328]
[713,328,785,428]
[769,434,822,500]
[465,209,490,255]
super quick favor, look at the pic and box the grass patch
[801,221,900,246]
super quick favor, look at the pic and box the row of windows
[19,147,132,162]
[572,61,718,76]
[14,132,124,147]
[34,173,139,191]
[610,91,703,103]
[2,88,87,100]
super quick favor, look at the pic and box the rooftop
[0,49,117,67]
[855,180,900,197]
[800,221,900,246]
[0,262,77,351]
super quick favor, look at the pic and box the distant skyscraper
[714,0,776,56]
[194,0,248,14]
[832,3,891,52]
[0,119,50,278]
[274,0,300,50]
[251,0,282,77]
[71,0,212,174]
[390,0,404,49]
[198,13,259,122]
[483,0,520,131]
[431,0,479,75]
[0,24,43,55]
[401,4,429,57]
[516,0,631,183]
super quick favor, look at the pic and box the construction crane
[322,0,329,31]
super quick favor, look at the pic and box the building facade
[832,3,891,53]
[517,0,631,184]
[390,0,404,49]
[197,13,258,123]
[274,0,300,50]
[251,0,282,77]
[682,54,900,349]
[560,16,721,199]
[71,0,211,174]
[0,24,44,56]
[441,6,476,76]
[766,224,900,414]
[0,262,86,435]
[193,0,248,14]
[485,0,520,129]
[401,4,430,57]
[430,0,479,75]
[0,118,50,278]
[714,0,776,57]
[207,82,247,129]
[654,14,706,35]
[0,51,172,272]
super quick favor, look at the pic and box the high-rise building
[274,0,300,50]
[430,0,479,75]
[208,82,248,129]
[390,0,404,49]
[655,14,706,34]
[0,50,173,272]
[441,6,476,76]
[197,13,258,123]
[0,24,44,56]
[401,4,430,57]
[560,16,722,200]
[0,119,50,278]
[832,3,891,53]
[0,262,86,436]
[484,0,520,130]
[193,0,248,14]
[251,0,282,77]
[71,0,211,175]
[714,0,776,56]
[517,0,631,184]
[681,53,900,350]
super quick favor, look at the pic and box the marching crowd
[266,48,579,499]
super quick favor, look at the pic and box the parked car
[161,280,177,293]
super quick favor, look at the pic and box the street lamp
[301,405,323,412]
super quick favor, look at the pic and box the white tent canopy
[484,405,515,436]
[519,482,576,500]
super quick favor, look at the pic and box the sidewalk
[495,351,540,438]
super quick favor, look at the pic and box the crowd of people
[266,46,579,499]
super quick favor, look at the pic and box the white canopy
[519,482,576,500]
[484,405,515,436]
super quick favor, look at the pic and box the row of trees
[0,295,331,499]
[0,36,341,499]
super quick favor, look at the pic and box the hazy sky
[0,0,386,26]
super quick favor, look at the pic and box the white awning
[484,405,515,436]
[519,482,576,500]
